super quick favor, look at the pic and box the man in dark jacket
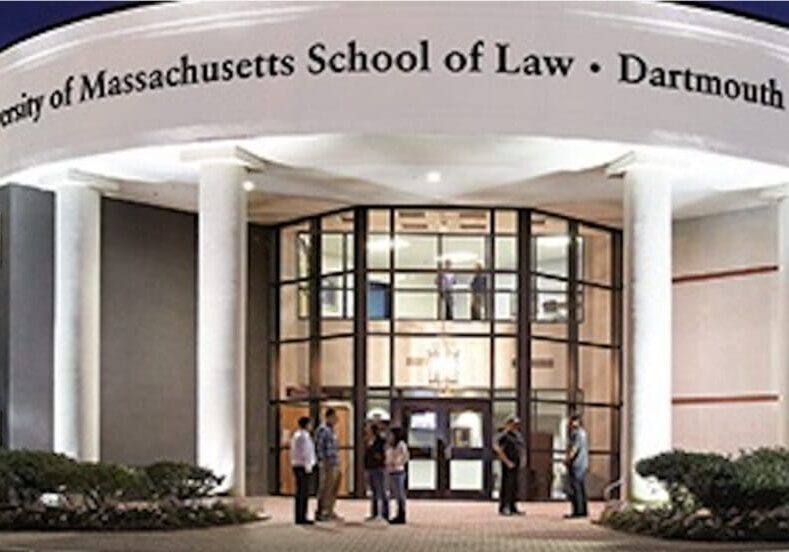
[494,416,525,516]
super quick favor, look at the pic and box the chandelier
[427,339,460,392]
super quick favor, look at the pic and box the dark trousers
[499,465,519,513]
[293,467,310,523]
[569,469,588,517]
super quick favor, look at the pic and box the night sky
[0,1,787,51]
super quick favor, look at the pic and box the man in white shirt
[290,416,317,525]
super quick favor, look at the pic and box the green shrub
[67,461,150,511]
[0,451,252,531]
[0,450,77,507]
[604,448,789,541]
[143,462,224,501]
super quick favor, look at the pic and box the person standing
[470,261,488,320]
[315,408,343,522]
[290,416,316,525]
[386,427,409,524]
[435,259,457,320]
[493,416,525,516]
[364,421,389,522]
[565,414,589,518]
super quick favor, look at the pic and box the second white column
[623,163,673,502]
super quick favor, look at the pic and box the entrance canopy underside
[3,134,789,227]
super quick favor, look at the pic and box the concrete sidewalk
[0,498,786,552]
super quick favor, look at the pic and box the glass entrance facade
[271,207,622,500]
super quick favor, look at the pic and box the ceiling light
[242,180,255,192]
[426,171,441,183]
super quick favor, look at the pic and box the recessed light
[426,171,441,183]
[242,180,255,192]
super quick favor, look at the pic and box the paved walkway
[0,498,787,552]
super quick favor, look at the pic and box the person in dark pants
[289,416,316,525]
[565,413,589,519]
[364,421,389,522]
[493,416,525,516]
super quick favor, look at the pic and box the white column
[197,161,248,496]
[622,163,673,502]
[53,185,101,461]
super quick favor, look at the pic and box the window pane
[533,276,569,323]
[531,339,569,392]
[319,338,353,388]
[367,397,391,423]
[394,291,438,319]
[278,403,310,448]
[450,460,484,491]
[319,401,354,447]
[443,236,486,268]
[367,336,390,387]
[395,235,438,268]
[579,225,612,286]
[368,273,391,320]
[494,338,517,390]
[408,459,436,490]
[280,283,310,340]
[321,233,344,274]
[578,346,618,405]
[493,401,517,435]
[367,233,393,269]
[395,209,489,234]
[532,215,569,278]
[449,410,483,448]
[578,286,612,345]
[280,222,311,281]
[495,210,517,234]
[278,342,309,399]
[588,454,615,499]
[576,406,616,452]
[495,273,517,291]
[394,336,490,390]
[368,209,390,233]
[494,292,517,320]
[320,279,344,319]
[530,400,569,451]
[394,272,437,289]
[495,237,517,270]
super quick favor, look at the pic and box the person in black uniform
[494,416,525,516]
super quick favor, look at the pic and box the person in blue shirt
[565,413,589,518]
[314,408,342,522]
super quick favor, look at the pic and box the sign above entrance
[0,1,787,179]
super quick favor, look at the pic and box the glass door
[398,399,491,499]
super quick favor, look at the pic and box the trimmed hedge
[0,450,259,531]
[600,448,789,541]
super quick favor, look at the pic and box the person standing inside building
[493,416,525,516]
[364,421,389,522]
[315,408,343,522]
[470,261,488,320]
[386,427,409,524]
[565,414,589,518]
[290,416,316,525]
[435,259,457,320]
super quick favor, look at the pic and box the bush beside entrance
[600,448,789,541]
[0,450,258,530]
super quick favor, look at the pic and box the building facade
[0,1,788,502]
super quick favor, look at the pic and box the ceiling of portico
[3,134,789,226]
